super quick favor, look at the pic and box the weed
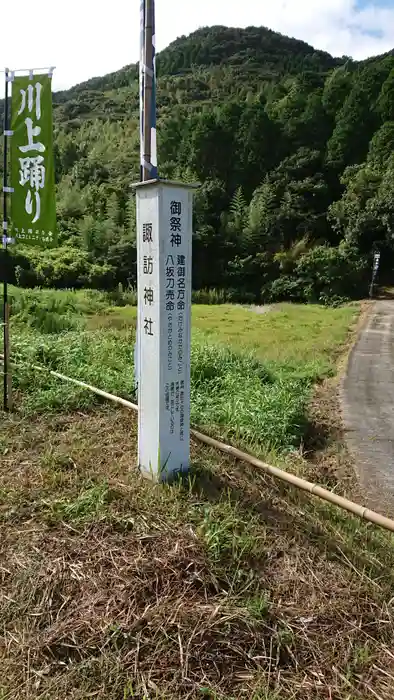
[197,497,264,568]
[44,483,110,522]
[245,593,271,620]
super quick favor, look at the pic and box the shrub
[105,283,138,307]
[267,244,368,305]
[266,276,304,302]
[14,246,116,290]
[295,244,368,303]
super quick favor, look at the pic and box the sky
[1,0,394,92]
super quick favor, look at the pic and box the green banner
[10,74,56,247]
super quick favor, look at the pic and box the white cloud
[255,0,394,58]
[0,0,394,93]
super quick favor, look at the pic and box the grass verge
[1,407,394,699]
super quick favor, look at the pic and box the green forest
[2,24,394,303]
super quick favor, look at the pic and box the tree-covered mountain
[3,25,394,302]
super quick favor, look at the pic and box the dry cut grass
[1,406,394,699]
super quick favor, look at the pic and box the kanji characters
[19,155,45,190]
[17,82,42,120]
[143,222,153,243]
[144,287,154,305]
[170,232,182,247]
[144,317,153,336]
[170,201,181,215]
[143,256,154,274]
[19,118,45,154]
[170,216,181,232]
[16,80,47,229]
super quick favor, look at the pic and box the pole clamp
[142,64,154,78]
[141,159,153,172]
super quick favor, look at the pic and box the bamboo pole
[4,303,12,411]
[2,352,394,534]
[190,429,394,533]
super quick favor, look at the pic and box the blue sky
[1,0,394,92]
[356,0,394,7]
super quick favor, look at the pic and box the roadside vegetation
[7,287,358,456]
[2,291,394,699]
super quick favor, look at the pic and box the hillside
[2,25,394,301]
[51,26,341,127]
[56,25,341,98]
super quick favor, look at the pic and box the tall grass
[11,329,135,414]
[192,288,256,305]
[190,338,309,450]
[104,285,257,306]
[9,286,108,317]
[3,288,359,455]
[9,284,257,312]
[9,287,108,333]
[10,327,308,452]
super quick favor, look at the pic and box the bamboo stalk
[2,352,394,533]
[190,429,394,532]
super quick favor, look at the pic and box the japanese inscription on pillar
[164,194,189,443]
[142,222,155,338]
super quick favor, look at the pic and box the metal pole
[139,0,144,182]
[0,66,55,75]
[369,252,380,299]
[2,67,10,412]
[142,0,153,181]
[369,275,374,299]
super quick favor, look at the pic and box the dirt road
[342,301,394,513]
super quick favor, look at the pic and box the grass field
[2,289,394,699]
[6,287,359,456]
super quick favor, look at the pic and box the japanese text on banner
[10,74,56,248]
